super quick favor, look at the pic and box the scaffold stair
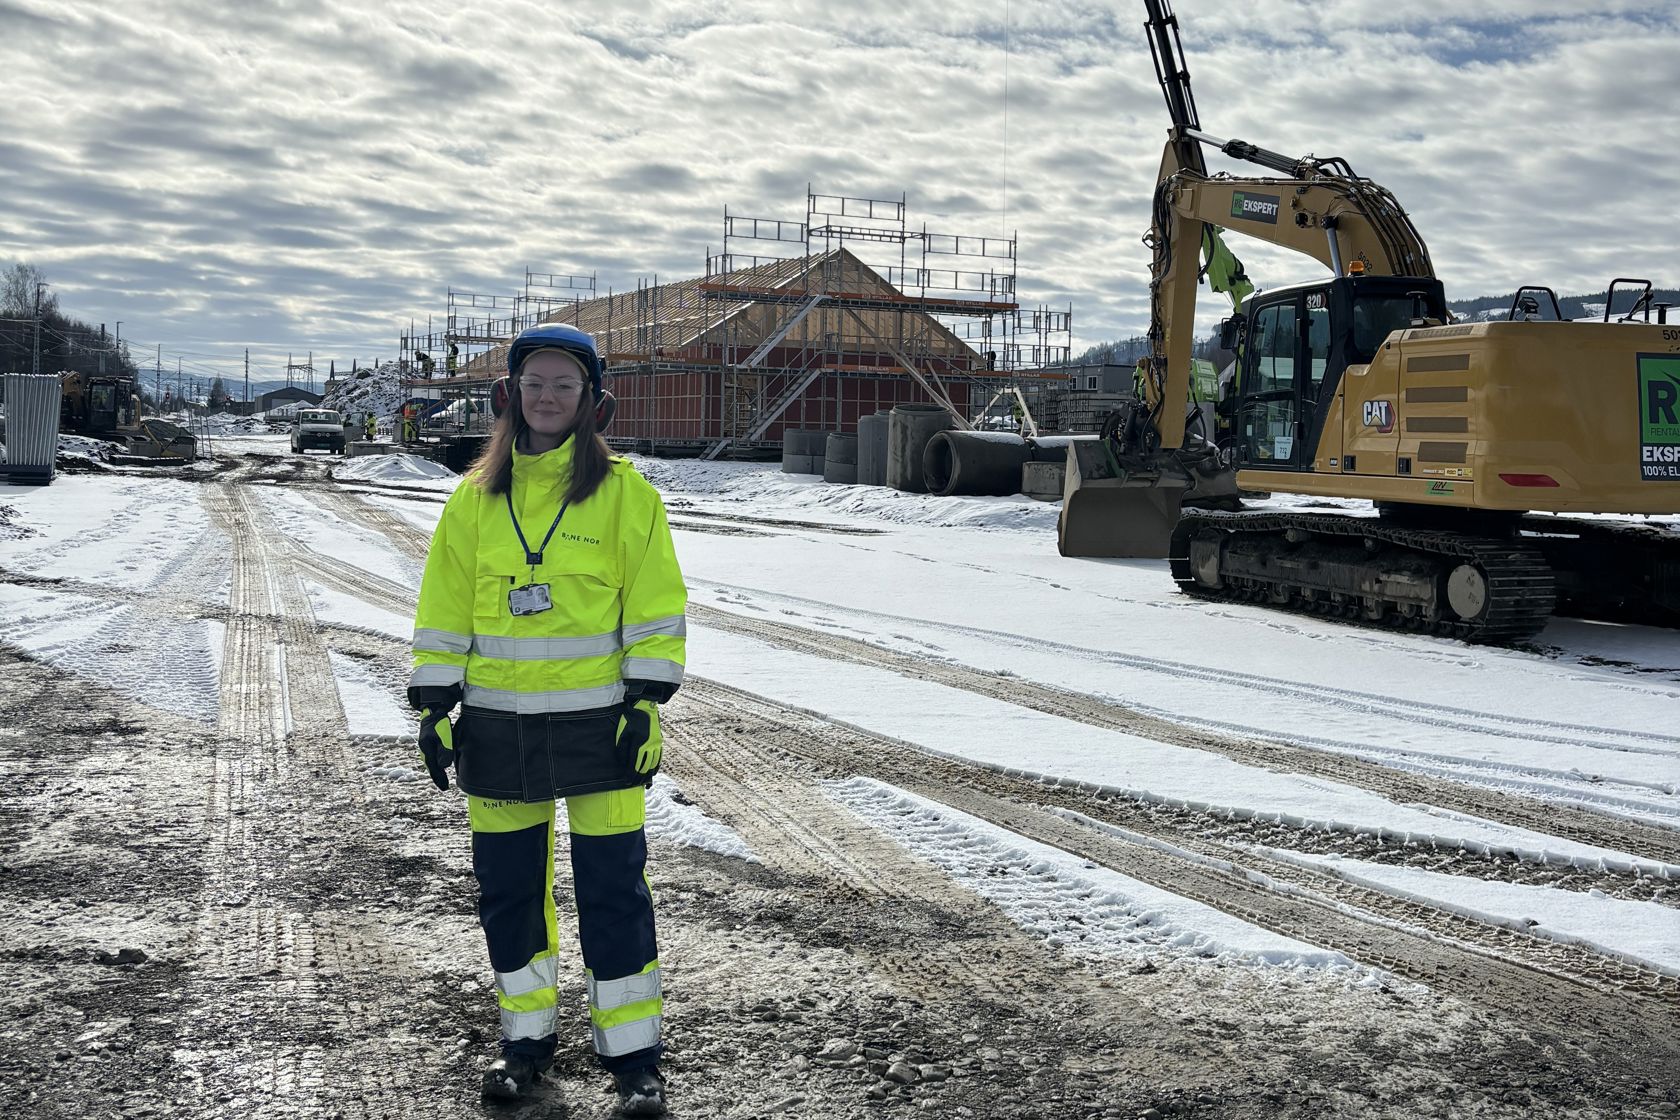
[741,294,825,369]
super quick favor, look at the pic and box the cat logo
[1361,399,1395,433]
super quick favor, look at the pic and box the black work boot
[613,1065,667,1116]
[482,1053,551,1100]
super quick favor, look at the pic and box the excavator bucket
[1056,438,1190,558]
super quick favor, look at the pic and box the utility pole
[244,348,250,403]
[99,323,106,375]
[30,282,43,377]
[155,344,162,407]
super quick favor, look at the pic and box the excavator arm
[1136,0,1433,452]
[1059,0,1435,558]
[1140,134,1435,450]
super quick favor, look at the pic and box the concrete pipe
[1021,459,1067,501]
[886,404,954,493]
[791,429,830,457]
[783,430,827,471]
[856,412,890,486]
[922,430,1032,497]
[1025,435,1077,463]
[823,433,859,484]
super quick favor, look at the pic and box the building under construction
[400,190,1071,459]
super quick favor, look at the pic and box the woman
[407,323,685,1114]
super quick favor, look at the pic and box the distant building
[1063,363,1134,393]
[257,386,323,412]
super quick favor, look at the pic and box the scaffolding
[681,188,1070,457]
[399,270,597,380]
[395,188,1073,457]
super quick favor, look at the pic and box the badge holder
[504,491,570,618]
[509,582,552,616]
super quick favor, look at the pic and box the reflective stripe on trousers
[594,1014,662,1058]
[498,953,559,998]
[502,1004,559,1041]
[589,965,662,1010]
[468,787,662,1071]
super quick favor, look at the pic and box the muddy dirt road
[2,459,1678,1119]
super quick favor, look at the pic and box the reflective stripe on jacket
[409,438,687,798]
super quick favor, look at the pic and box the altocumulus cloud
[0,0,1674,375]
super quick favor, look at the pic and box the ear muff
[595,390,616,433]
[491,376,511,419]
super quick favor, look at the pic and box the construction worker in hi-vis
[407,323,684,1114]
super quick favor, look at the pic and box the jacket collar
[512,431,575,490]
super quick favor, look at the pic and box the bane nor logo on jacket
[560,530,602,546]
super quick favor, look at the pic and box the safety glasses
[519,378,586,400]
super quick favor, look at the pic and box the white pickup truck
[291,408,347,455]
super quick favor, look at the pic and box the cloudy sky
[3,0,1677,382]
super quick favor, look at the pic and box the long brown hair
[465,377,614,506]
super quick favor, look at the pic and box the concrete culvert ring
[1446,563,1490,620]
[923,432,956,494]
[922,430,1033,496]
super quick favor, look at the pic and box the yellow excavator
[1059,0,1680,642]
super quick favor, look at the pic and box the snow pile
[635,457,1060,533]
[201,413,269,435]
[323,361,411,422]
[628,457,768,495]
[58,434,122,468]
[644,775,757,861]
[334,454,457,485]
[830,776,1355,969]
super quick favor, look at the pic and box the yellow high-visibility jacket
[409,438,686,800]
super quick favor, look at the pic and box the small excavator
[60,370,139,435]
[1058,0,1680,642]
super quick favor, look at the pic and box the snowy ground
[1,445,1678,1119]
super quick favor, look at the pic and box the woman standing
[407,324,685,1114]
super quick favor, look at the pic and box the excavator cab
[1227,275,1446,476]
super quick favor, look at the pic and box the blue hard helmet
[506,323,603,398]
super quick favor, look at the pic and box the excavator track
[1169,509,1557,643]
[1518,515,1680,629]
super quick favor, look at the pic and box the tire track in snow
[181,480,430,1117]
[339,493,1680,843]
[692,579,1680,753]
[687,603,1680,865]
[673,681,1680,1056]
[659,694,1258,1100]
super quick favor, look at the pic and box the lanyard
[505,488,569,567]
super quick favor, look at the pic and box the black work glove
[418,708,456,791]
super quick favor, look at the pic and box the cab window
[1250,302,1297,394]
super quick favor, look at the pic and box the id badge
[508,582,552,616]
